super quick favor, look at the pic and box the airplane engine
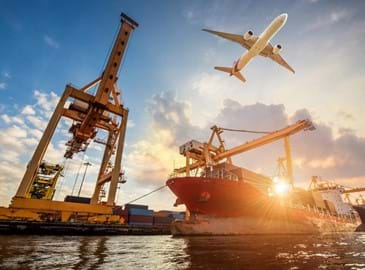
[272,44,282,54]
[243,31,253,40]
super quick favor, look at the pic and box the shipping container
[112,206,127,215]
[173,213,185,219]
[128,208,154,216]
[153,216,174,224]
[125,204,148,210]
[154,211,172,217]
[129,215,153,223]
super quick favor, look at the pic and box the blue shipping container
[173,213,185,220]
[128,208,154,216]
[125,204,148,210]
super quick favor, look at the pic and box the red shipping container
[128,215,153,223]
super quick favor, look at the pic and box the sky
[0,0,365,210]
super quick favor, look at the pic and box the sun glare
[272,177,290,196]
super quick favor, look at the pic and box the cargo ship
[166,121,362,235]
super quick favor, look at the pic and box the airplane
[203,13,295,83]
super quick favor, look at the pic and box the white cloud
[1,114,11,124]
[0,90,70,205]
[306,8,352,30]
[44,35,60,49]
[127,119,135,128]
[26,115,47,130]
[34,90,59,113]
[2,71,11,79]
[0,114,25,125]
[21,105,36,115]
[0,82,7,90]
[29,129,43,140]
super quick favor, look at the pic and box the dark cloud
[147,91,205,145]
[143,93,365,187]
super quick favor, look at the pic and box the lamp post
[77,162,92,197]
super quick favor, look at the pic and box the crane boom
[214,120,313,161]
[174,119,314,174]
[342,188,365,194]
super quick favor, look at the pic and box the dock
[0,220,171,236]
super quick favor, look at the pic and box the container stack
[153,211,185,228]
[125,204,154,226]
[112,206,128,223]
[112,204,185,227]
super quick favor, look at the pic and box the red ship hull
[167,177,272,217]
[166,177,359,235]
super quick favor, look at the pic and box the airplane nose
[280,13,288,22]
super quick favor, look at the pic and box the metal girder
[68,87,127,116]
[62,109,117,131]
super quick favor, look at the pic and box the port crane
[175,119,315,187]
[0,13,138,223]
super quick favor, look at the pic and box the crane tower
[8,13,138,221]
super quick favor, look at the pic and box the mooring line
[123,185,167,206]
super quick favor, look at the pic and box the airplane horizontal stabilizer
[214,66,232,73]
[233,71,246,83]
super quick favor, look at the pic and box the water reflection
[182,234,365,270]
[73,237,108,270]
[0,234,364,269]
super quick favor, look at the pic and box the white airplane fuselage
[232,13,287,74]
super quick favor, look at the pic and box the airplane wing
[269,53,295,74]
[202,29,257,50]
[261,43,295,74]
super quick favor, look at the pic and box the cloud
[125,91,197,186]
[306,8,353,30]
[2,71,10,79]
[1,114,11,124]
[34,89,59,115]
[26,115,47,130]
[126,92,365,192]
[0,114,25,125]
[337,111,354,121]
[43,35,60,49]
[0,90,70,205]
[21,105,36,115]
[127,119,135,128]
[182,0,252,30]
[0,82,7,90]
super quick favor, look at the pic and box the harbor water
[0,233,365,269]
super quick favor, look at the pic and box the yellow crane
[175,119,315,187]
[0,13,138,223]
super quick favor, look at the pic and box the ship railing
[169,167,241,181]
[278,201,355,224]
[300,204,356,223]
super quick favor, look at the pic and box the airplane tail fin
[214,66,232,73]
[214,66,246,83]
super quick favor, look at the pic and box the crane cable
[123,185,167,206]
[219,127,271,134]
